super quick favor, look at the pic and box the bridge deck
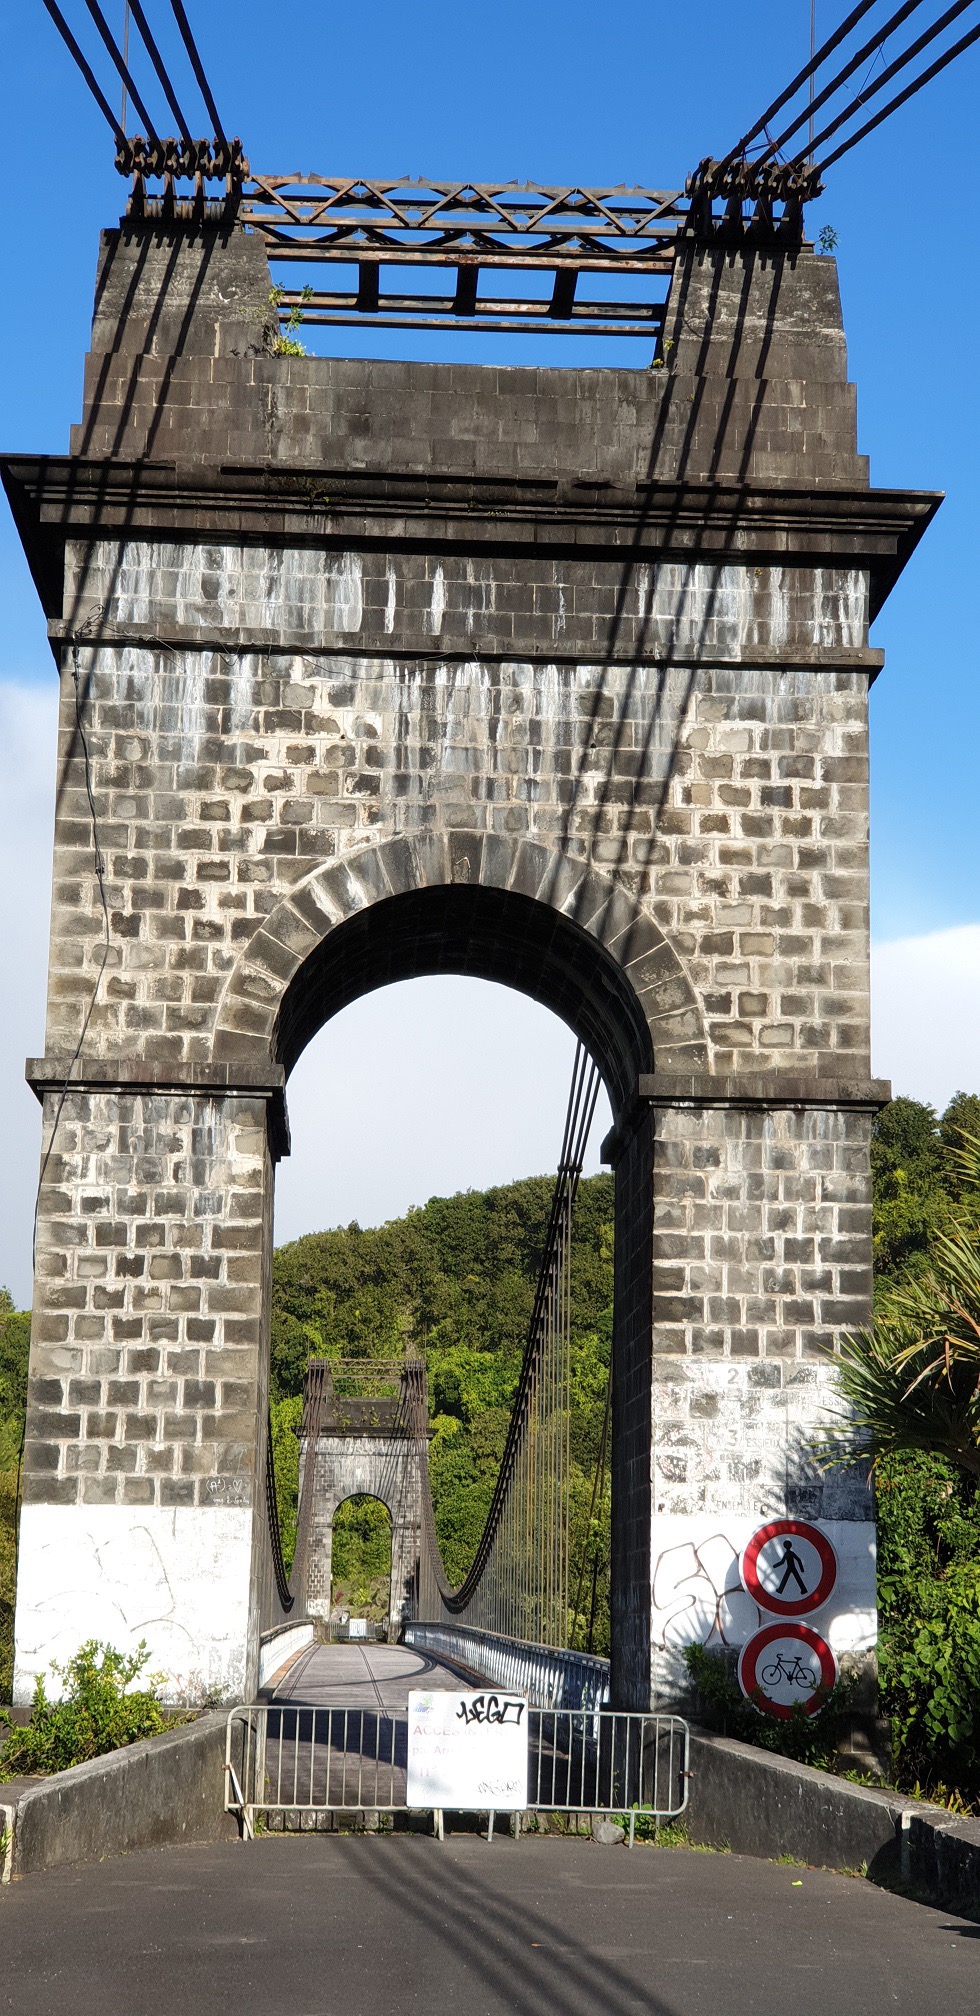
[265,1639,472,1711]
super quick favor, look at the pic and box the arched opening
[273,881,656,1118]
[263,876,686,1702]
[330,1495,393,1636]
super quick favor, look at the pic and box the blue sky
[0,3,977,1298]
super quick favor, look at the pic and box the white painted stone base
[13,1505,256,1706]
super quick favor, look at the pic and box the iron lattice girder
[270,287,666,338]
[239,175,686,274]
[245,175,681,340]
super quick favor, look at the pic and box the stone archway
[254,866,687,1704]
[327,1496,394,1631]
[10,216,904,1708]
[213,832,708,1112]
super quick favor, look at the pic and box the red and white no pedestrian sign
[739,1623,838,1719]
[740,1519,838,1618]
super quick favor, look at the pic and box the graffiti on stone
[651,1515,876,1662]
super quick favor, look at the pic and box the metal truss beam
[115,159,816,340]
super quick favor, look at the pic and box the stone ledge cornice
[2,454,940,622]
[601,1072,890,1163]
[26,1054,291,1161]
[43,615,886,675]
[636,1072,890,1108]
[25,1056,286,1100]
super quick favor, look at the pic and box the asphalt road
[0,1833,976,2015]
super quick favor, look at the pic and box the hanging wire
[409,1041,601,1645]
[569,1365,611,1649]
[41,0,230,147]
[716,0,882,171]
[790,0,978,166]
[759,0,929,159]
[82,0,162,143]
[813,7,980,167]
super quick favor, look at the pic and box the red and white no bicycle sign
[739,1623,838,1719]
[740,1518,838,1618]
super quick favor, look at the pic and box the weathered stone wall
[42,636,872,1079]
[646,1095,876,1696]
[15,1082,273,1702]
[6,216,932,1705]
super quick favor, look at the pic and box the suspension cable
[716,0,882,172]
[126,0,194,142]
[569,1362,611,1648]
[758,0,928,159]
[40,0,125,141]
[814,8,980,168]
[82,0,161,143]
[420,1042,601,1613]
[791,0,978,166]
[168,0,228,145]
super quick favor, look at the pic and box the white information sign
[407,1688,529,1811]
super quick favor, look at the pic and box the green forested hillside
[269,1172,615,1646]
[871,1091,980,1293]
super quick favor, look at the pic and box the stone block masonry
[2,216,937,1705]
[301,1429,426,1630]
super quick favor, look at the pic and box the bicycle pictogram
[759,1649,818,1693]
[738,1623,837,1720]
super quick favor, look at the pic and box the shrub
[683,1643,855,1770]
[0,1639,179,1779]
[876,1453,980,1804]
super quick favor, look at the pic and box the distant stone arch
[328,1493,393,1627]
[302,1413,425,1631]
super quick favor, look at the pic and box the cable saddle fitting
[117,133,249,216]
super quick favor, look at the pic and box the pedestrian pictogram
[741,1519,837,1617]
[739,1623,838,1719]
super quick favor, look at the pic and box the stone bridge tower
[299,1362,427,1631]
[2,213,934,1704]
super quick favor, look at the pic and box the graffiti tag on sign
[406,1689,529,1810]
[738,1623,838,1719]
[740,1519,838,1618]
[456,1694,526,1727]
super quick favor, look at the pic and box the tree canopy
[269,1172,614,1643]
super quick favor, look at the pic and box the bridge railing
[402,1622,610,1713]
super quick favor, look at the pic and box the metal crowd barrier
[225,1702,689,1845]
